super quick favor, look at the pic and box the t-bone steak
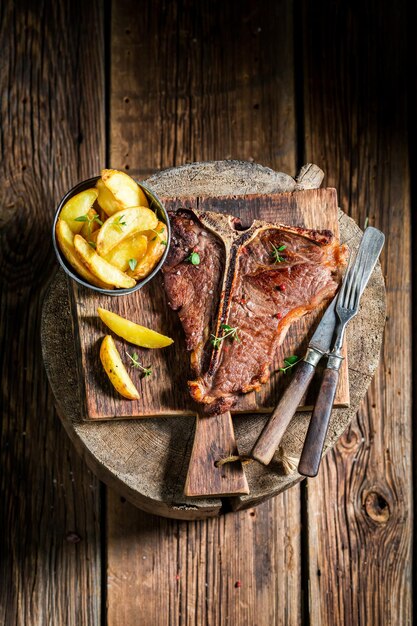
[162,208,347,415]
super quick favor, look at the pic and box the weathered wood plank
[301,2,412,624]
[107,0,301,623]
[108,490,301,626]
[0,1,105,624]
[110,0,296,180]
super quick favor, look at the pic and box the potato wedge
[55,219,113,289]
[96,179,117,216]
[80,208,101,239]
[97,169,149,216]
[60,188,98,233]
[74,235,136,289]
[98,307,174,349]
[96,207,158,257]
[103,233,148,272]
[128,221,168,279]
[100,335,140,400]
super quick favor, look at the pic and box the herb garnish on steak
[163,209,347,415]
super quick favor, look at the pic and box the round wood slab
[41,161,386,520]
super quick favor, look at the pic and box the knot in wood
[363,491,390,524]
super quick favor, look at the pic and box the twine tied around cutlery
[215,446,299,475]
[214,455,253,467]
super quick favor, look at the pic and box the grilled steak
[163,209,347,415]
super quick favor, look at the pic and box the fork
[298,226,385,477]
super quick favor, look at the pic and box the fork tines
[337,227,385,316]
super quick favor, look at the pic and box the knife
[251,294,339,465]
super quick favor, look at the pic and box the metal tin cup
[52,176,171,296]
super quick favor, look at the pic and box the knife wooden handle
[298,367,339,477]
[251,360,316,465]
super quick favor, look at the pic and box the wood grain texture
[110,0,296,180]
[301,1,412,624]
[73,188,348,420]
[107,0,303,622]
[107,490,301,626]
[0,1,104,624]
[3,0,411,623]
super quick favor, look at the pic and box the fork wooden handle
[298,367,339,477]
[251,361,316,465]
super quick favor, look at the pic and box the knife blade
[308,295,338,354]
[251,293,339,466]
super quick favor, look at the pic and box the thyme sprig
[186,251,200,265]
[125,351,152,377]
[112,214,127,232]
[210,324,241,348]
[74,212,103,236]
[270,243,287,263]
[279,355,300,373]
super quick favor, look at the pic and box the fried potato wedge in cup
[59,188,98,233]
[74,235,136,289]
[128,221,168,280]
[96,207,158,257]
[100,335,140,400]
[55,219,113,289]
[103,233,148,272]
[98,307,174,348]
[97,169,149,216]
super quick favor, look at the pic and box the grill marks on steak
[163,210,347,415]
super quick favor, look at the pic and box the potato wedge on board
[100,335,140,400]
[103,233,148,272]
[96,207,158,257]
[98,307,174,349]
[60,188,98,233]
[97,169,149,216]
[55,219,113,289]
[74,235,136,289]
[128,221,168,279]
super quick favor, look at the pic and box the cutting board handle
[184,411,249,498]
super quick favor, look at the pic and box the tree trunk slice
[41,160,386,519]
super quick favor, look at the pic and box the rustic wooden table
[1,1,412,624]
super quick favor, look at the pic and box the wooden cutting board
[69,187,349,422]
